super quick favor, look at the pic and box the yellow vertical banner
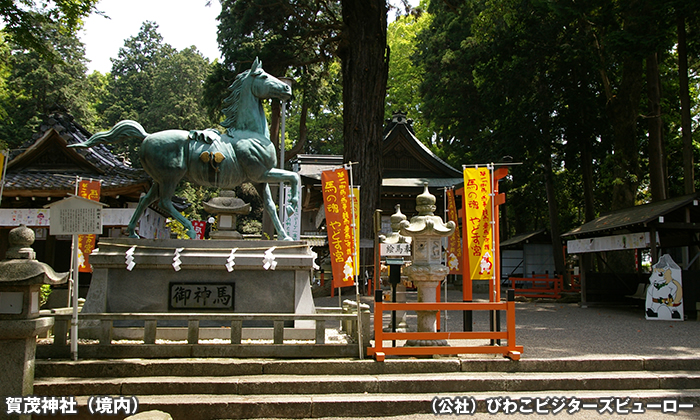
[77,179,101,273]
[0,150,6,178]
[352,187,360,276]
[464,168,494,279]
[446,188,462,274]
[0,150,7,206]
[321,168,356,288]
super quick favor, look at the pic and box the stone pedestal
[210,214,243,239]
[403,264,449,347]
[0,225,68,420]
[398,185,455,348]
[82,238,317,336]
[0,318,54,398]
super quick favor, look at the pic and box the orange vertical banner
[77,179,101,272]
[446,187,462,275]
[463,168,493,280]
[322,168,356,288]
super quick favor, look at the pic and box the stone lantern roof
[0,225,68,285]
[399,184,455,238]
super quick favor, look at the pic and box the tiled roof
[562,193,700,238]
[4,113,150,196]
[382,112,463,179]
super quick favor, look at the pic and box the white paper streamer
[310,250,320,270]
[262,247,277,270]
[172,247,184,271]
[225,248,238,272]
[125,245,136,271]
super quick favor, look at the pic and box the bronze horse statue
[70,58,300,240]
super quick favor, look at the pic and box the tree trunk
[646,52,666,202]
[581,136,596,222]
[544,158,567,277]
[678,15,695,194]
[270,100,282,154]
[606,55,644,210]
[339,0,389,265]
[286,100,309,163]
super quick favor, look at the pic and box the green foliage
[386,2,432,142]
[174,181,219,223]
[238,219,262,235]
[40,284,51,307]
[210,0,345,156]
[0,33,11,147]
[81,70,109,134]
[98,22,215,166]
[217,0,341,75]
[0,0,99,56]
[0,20,96,148]
[414,0,700,241]
[150,47,214,130]
[284,59,344,155]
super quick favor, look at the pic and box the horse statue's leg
[158,179,197,239]
[257,168,301,241]
[127,184,160,238]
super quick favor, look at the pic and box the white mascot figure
[645,254,684,321]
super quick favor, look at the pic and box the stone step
[34,356,700,378]
[24,390,700,420]
[33,371,700,397]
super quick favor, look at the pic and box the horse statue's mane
[220,69,249,130]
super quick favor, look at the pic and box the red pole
[457,187,472,302]
[493,167,509,302]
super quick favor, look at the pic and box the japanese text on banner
[321,168,356,288]
[351,187,360,277]
[464,168,493,280]
[446,188,462,274]
[77,179,101,273]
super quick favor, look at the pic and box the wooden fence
[507,274,564,299]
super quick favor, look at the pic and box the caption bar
[5,396,138,416]
[432,396,694,415]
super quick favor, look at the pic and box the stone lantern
[399,184,455,346]
[379,205,411,332]
[203,190,252,239]
[0,225,68,410]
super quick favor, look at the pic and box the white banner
[282,185,301,241]
[567,232,653,254]
[0,208,138,227]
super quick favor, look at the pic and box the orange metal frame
[456,166,509,303]
[368,300,523,361]
[508,275,563,299]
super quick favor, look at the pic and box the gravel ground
[317,286,700,360]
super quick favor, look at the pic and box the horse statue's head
[221,58,292,135]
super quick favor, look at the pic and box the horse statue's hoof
[285,204,295,217]
[128,233,141,239]
[187,229,197,239]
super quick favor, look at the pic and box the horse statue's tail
[68,120,149,148]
